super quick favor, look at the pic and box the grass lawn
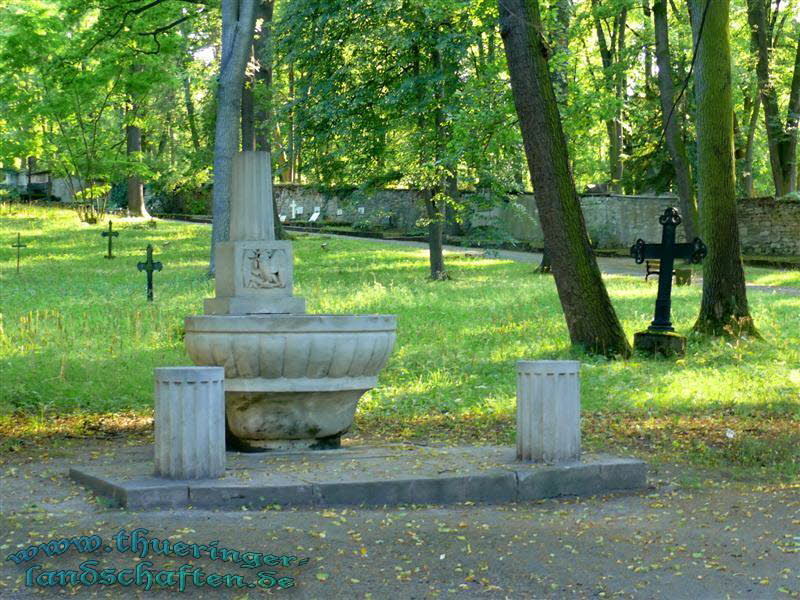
[1,205,798,479]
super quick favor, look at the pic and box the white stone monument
[204,153,305,316]
[516,360,581,463]
[185,151,396,450]
[154,367,226,479]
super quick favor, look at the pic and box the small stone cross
[137,244,163,301]
[289,199,298,220]
[11,232,26,275]
[630,207,707,331]
[101,220,119,259]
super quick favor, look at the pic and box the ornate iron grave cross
[11,233,26,275]
[137,244,162,301]
[101,220,119,259]
[630,207,707,332]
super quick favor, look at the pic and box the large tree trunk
[210,0,259,274]
[500,0,631,358]
[746,0,800,196]
[126,122,149,217]
[653,0,698,239]
[691,0,757,337]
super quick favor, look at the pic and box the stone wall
[273,185,421,231]
[273,185,800,256]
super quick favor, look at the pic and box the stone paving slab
[69,444,646,510]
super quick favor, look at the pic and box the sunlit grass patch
[1,206,798,479]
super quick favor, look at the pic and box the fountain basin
[185,314,396,450]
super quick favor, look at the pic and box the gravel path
[1,441,798,599]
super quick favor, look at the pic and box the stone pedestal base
[634,331,686,357]
[516,360,581,463]
[154,367,226,479]
[204,296,306,315]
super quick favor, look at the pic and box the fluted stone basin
[185,314,396,450]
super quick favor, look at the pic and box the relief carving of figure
[244,249,286,289]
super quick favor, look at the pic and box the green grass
[1,205,799,478]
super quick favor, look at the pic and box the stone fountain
[185,152,396,450]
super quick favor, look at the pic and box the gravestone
[11,233,26,275]
[630,207,706,356]
[137,244,163,302]
[101,221,119,259]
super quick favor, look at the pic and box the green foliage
[73,184,112,223]
[1,0,795,203]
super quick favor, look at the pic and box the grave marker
[630,207,706,356]
[11,233,26,275]
[101,220,119,259]
[137,244,163,302]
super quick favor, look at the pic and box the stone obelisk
[204,152,305,315]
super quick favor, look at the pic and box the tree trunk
[254,0,275,153]
[425,194,448,280]
[746,0,800,196]
[285,63,296,183]
[252,0,284,240]
[653,0,698,239]
[241,55,256,152]
[691,0,757,337]
[787,40,800,194]
[551,0,572,103]
[126,122,149,217]
[741,91,761,197]
[593,1,627,191]
[210,0,259,274]
[500,0,631,358]
[183,76,202,153]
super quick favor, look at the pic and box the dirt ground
[0,439,798,599]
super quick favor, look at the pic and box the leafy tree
[691,0,758,337]
[499,0,632,358]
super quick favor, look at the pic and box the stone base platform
[69,444,646,511]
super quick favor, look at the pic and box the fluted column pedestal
[516,361,581,463]
[154,367,226,479]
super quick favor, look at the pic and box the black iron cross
[11,232,26,275]
[101,220,119,259]
[137,244,162,301]
[630,207,707,331]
